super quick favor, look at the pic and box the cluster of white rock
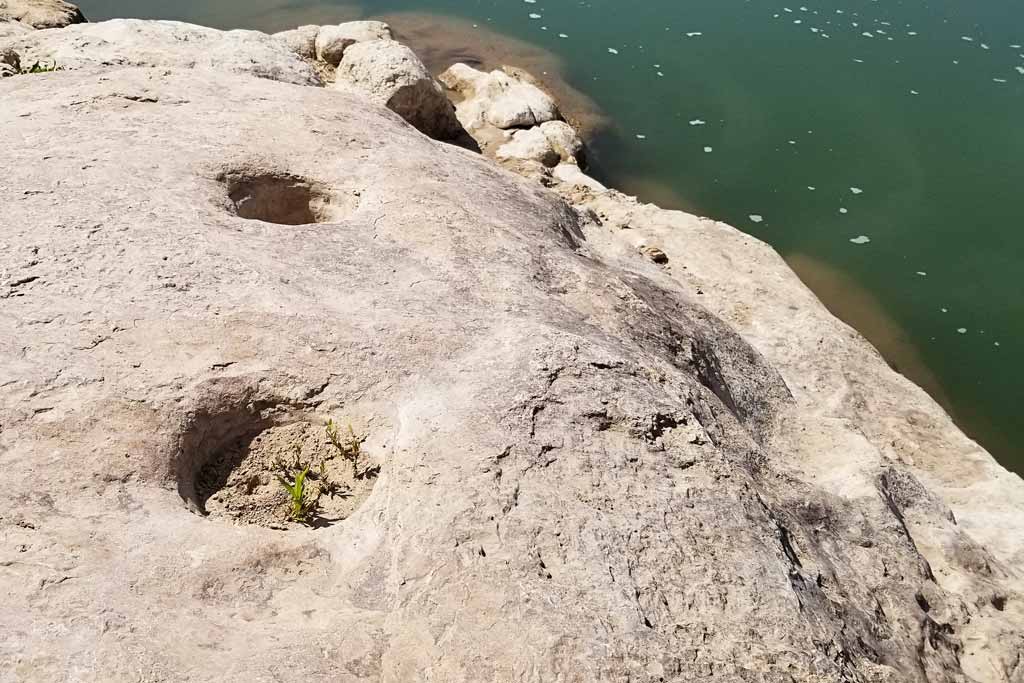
[439,63,606,192]
[271,21,463,140]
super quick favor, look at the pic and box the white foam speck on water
[941,307,948,313]
[850,187,863,194]
[907,31,918,36]
[607,47,619,54]
[794,20,803,25]
[686,32,703,37]
[1016,66,1024,74]
[849,235,870,244]
[916,271,927,276]
[981,43,990,50]
[807,186,816,190]
[636,134,647,140]
[910,90,920,95]
[528,13,541,19]
[749,214,764,223]
[657,71,664,76]
[839,207,849,214]
[1012,44,1022,49]
[993,78,1008,83]
[703,146,713,153]
[962,36,974,42]
[558,33,568,38]
[689,119,706,126]
[853,58,865,63]
[862,31,874,37]
[788,140,797,144]
[957,328,968,334]
[994,341,1001,347]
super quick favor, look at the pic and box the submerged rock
[335,38,461,140]
[1,16,1022,683]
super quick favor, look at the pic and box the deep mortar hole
[220,172,333,225]
[177,408,378,529]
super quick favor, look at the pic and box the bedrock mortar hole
[177,407,378,529]
[220,172,334,225]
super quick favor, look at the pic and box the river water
[78,0,1024,474]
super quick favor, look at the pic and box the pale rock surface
[540,119,584,164]
[495,126,559,167]
[553,161,607,192]
[0,19,32,38]
[335,38,461,140]
[271,23,319,60]
[1,21,1023,683]
[0,19,320,85]
[440,61,561,130]
[314,20,391,66]
[0,0,84,29]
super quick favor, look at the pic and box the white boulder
[271,24,319,60]
[335,39,461,140]
[439,62,561,130]
[0,0,85,29]
[496,127,560,167]
[314,20,391,66]
[539,120,584,164]
[552,163,607,192]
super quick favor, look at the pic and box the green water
[79,0,1024,473]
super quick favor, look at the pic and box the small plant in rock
[272,443,304,475]
[326,418,361,476]
[21,60,61,75]
[275,465,318,524]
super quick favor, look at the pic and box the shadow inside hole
[176,406,273,512]
[221,172,332,225]
[192,429,265,511]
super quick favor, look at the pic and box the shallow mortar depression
[177,406,378,530]
[219,170,341,225]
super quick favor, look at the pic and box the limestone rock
[0,18,32,38]
[0,0,85,29]
[1,21,1023,683]
[552,162,607,193]
[0,45,18,75]
[335,38,461,140]
[439,62,561,130]
[539,119,584,164]
[0,19,320,85]
[314,20,391,66]
[495,127,559,167]
[271,24,319,60]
